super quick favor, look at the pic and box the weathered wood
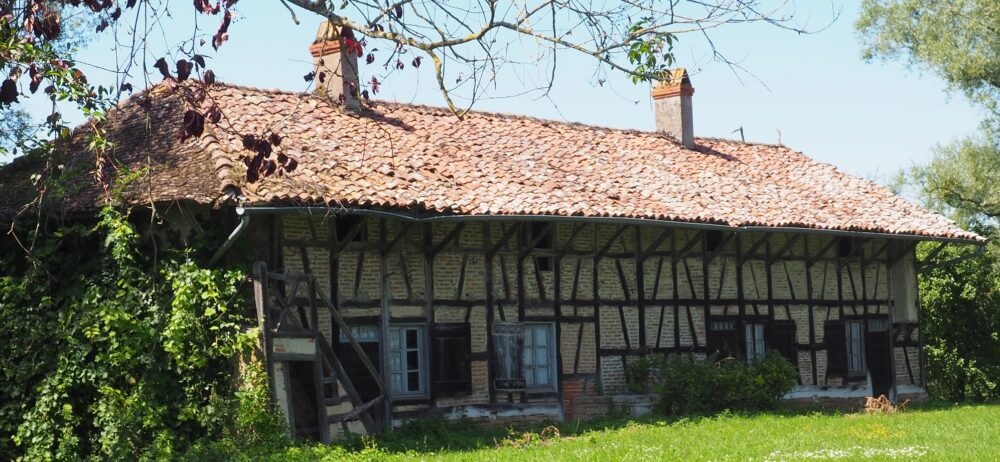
[672,230,706,264]
[429,222,466,257]
[635,226,646,349]
[767,234,801,266]
[484,224,497,404]
[379,218,393,431]
[487,223,523,259]
[804,235,819,385]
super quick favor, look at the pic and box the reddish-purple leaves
[212,10,232,50]
[205,104,222,123]
[0,79,18,105]
[412,56,422,68]
[240,132,295,182]
[154,57,171,79]
[181,109,205,141]
[303,71,315,82]
[176,59,192,81]
[370,76,381,95]
[203,69,216,85]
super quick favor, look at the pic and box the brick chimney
[309,21,359,110]
[652,68,694,148]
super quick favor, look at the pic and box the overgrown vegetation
[0,207,286,461]
[859,0,1000,404]
[625,353,798,415]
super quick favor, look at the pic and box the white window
[745,323,765,361]
[523,323,556,390]
[388,325,427,397]
[846,321,864,374]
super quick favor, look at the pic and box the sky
[15,1,986,181]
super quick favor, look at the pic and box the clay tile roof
[0,82,982,242]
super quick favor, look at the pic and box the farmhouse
[0,23,983,443]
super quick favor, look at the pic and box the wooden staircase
[253,262,386,442]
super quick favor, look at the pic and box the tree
[858,0,1000,401]
[1,1,828,185]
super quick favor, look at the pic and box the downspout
[209,206,251,266]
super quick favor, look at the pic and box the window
[846,321,864,374]
[523,323,556,390]
[491,321,557,392]
[493,322,526,391]
[335,215,366,242]
[432,323,472,394]
[524,222,554,272]
[388,325,426,397]
[745,323,765,361]
[707,318,740,358]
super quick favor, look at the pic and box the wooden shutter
[433,323,472,394]
[765,321,798,364]
[492,321,526,391]
[706,319,741,359]
[825,322,847,375]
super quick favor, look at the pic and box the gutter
[206,205,984,264]
[208,207,251,266]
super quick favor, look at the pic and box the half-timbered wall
[276,214,923,422]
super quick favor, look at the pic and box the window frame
[387,324,429,399]
[522,322,558,392]
[744,322,766,362]
[845,320,865,375]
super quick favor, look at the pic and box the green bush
[626,353,798,415]
[1,207,287,461]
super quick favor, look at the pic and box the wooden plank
[332,216,366,255]
[315,331,378,433]
[422,222,435,403]
[487,223,523,259]
[484,223,497,404]
[635,226,646,349]
[379,218,393,431]
[429,222,466,257]
[804,235,819,385]
[672,231,680,351]
[766,234,801,266]
[672,230,706,264]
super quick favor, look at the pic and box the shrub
[626,352,798,415]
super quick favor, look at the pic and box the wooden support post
[672,231,680,352]
[422,223,435,402]
[553,223,565,411]
[635,226,646,350]
[484,223,497,404]
[804,235,819,385]
[378,218,392,432]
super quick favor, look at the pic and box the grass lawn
[200,403,1000,461]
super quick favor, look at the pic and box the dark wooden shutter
[433,323,472,394]
[765,321,798,364]
[825,322,847,375]
[707,319,741,359]
[492,321,526,391]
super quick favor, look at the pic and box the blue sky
[18,1,984,180]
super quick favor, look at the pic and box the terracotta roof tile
[0,82,981,242]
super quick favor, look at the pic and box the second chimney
[652,68,694,148]
[309,21,360,110]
